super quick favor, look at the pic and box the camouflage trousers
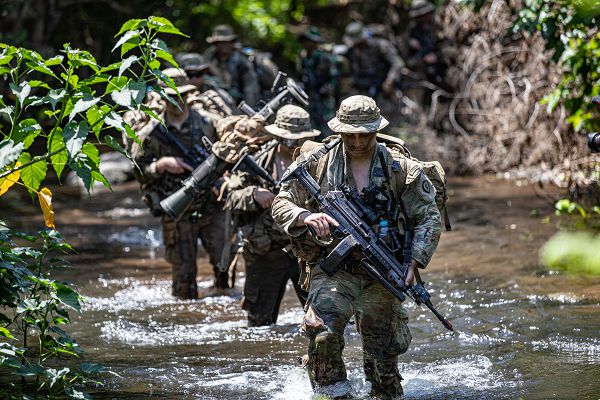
[161,203,232,299]
[242,248,308,326]
[302,264,412,398]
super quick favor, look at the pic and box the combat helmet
[327,95,389,133]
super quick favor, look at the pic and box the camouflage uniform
[298,27,340,137]
[342,22,404,100]
[203,25,260,107]
[272,96,441,398]
[130,68,231,298]
[225,105,320,326]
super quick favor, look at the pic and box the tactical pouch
[143,192,164,217]
[289,235,322,262]
[241,225,272,255]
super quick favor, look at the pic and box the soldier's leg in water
[242,249,292,326]
[162,216,201,299]
[197,204,231,289]
[302,265,357,393]
[355,278,411,399]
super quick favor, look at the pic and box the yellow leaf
[0,162,21,196]
[38,187,55,229]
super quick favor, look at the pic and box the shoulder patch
[421,180,431,194]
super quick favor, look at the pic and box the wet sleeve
[271,167,312,237]
[401,162,441,267]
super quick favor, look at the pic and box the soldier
[130,68,232,298]
[342,21,404,100]
[203,25,260,107]
[225,105,318,326]
[298,26,340,137]
[407,0,443,85]
[272,96,441,398]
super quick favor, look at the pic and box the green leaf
[155,49,178,67]
[46,88,66,110]
[63,121,88,158]
[119,55,139,77]
[13,119,42,149]
[9,81,31,104]
[15,364,45,377]
[104,111,125,131]
[115,18,144,37]
[18,152,47,192]
[28,80,51,89]
[45,55,64,66]
[0,139,25,169]
[55,282,81,311]
[86,106,104,139]
[104,76,128,95]
[141,104,162,122]
[92,170,112,190]
[121,36,142,57]
[48,127,68,179]
[81,143,100,166]
[147,16,189,37]
[111,89,133,107]
[26,61,57,79]
[112,29,140,52]
[0,327,14,339]
[99,62,120,74]
[69,95,101,122]
[103,135,127,154]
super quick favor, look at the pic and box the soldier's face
[341,132,377,158]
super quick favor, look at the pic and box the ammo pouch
[143,191,164,217]
[240,224,272,255]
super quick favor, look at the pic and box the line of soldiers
[126,14,442,399]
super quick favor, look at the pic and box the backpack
[309,134,451,231]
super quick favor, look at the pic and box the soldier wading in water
[272,95,441,398]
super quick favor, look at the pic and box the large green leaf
[114,18,144,37]
[18,152,47,192]
[0,139,24,169]
[118,55,139,77]
[86,106,104,139]
[147,16,189,37]
[62,121,89,158]
[48,127,68,179]
[46,88,66,110]
[112,29,140,52]
[13,119,41,149]
[54,282,81,311]
[9,82,31,105]
[104,76,128,95]
[155,49,178,68]
[81,143,100,167]
[69,95,100,122]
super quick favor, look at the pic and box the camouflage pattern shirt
[346,38,404,97]
[272,140,441,267]
[130,107,218,212]
[225,145,290,255]
[203,46,260,107]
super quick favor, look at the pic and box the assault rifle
[280,138,454,331]
[160,72,308,220]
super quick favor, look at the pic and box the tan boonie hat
[177,53,211,73]
[264,104,320,139]
[206,25,238,43]
[158,68,196,95]
[327,95,389,133]
[409,0,435,17]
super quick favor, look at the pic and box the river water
[4,176,600,399]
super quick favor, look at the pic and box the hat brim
[206,35,237,43]
[301,33,324,43]
[265,124,321,139]
[164,84,197,95]
[327,115,389,133]
[409,5,435,17]
[183,64,211,72]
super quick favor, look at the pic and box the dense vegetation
[0,16,184,398]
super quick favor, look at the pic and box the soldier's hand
[299,212,339,237]
[382,79,394,95]
[156,157,193,175]
[405,260,422,286]
[253,187,276,208]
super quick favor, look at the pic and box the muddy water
[5,177,600,399]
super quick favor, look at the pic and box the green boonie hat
[158,68,197,95]
[409,0,435,17]
[206,25,238,43]
[327,95,389,134]
[301,26,324,43]
[177,53,211,73]
[264,104,320,139]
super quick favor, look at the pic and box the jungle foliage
[0,16,185,398]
